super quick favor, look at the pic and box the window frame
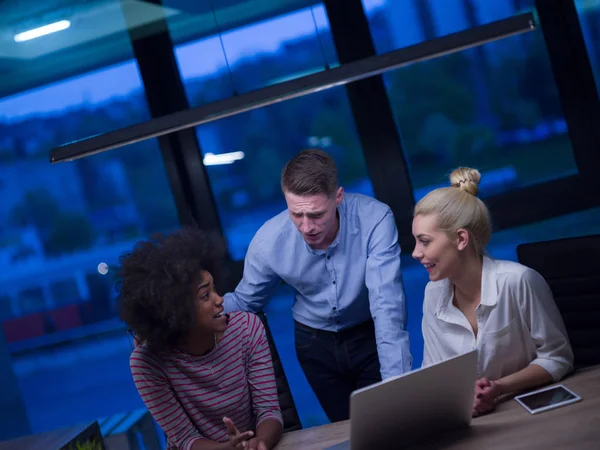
[122,2,222,233]
[333,0,600,251]
[471,0,600,243]
[48,0,600,256]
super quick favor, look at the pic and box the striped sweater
[130,311,283,450]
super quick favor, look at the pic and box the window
[1,60,179,439]
[488,206,600,261]
[171,1,337,107]
[576,0,600,96]
[0,0,155,111]
[362,0,535,54]
[380,29,577,201]
[360,0,590,207]
[197,86,374,260]
[3,122,179,434]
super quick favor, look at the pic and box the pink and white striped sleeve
[245,313,284,428]
[130,349,203,450]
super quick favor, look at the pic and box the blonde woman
[412,168,573,417]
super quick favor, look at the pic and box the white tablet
[515,384,581,415]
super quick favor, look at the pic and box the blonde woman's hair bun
[449,167,481,196]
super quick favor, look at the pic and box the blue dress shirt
[223,193,412,378]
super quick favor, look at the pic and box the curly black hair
[116,227,227,352]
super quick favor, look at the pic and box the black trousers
[294,320,382,422]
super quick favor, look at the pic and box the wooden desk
[276,365,600,450]
[0,421,103,450]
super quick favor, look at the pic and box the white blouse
[421,256,574,381]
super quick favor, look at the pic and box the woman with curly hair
[117,228,283,450]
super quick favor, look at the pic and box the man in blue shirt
[223,149,411,422]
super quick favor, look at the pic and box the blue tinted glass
[0,61,150,140]
[383,33,577,200]
[1,47,178,445]
[363,1,577,198]
[362,0,535,53]
[196,87,374,260]
[1,0,154,110]
[170,1,337,107]
[488,207,600,261]
[576,0,600,97]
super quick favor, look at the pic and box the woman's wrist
[494,378,508,397]
[255,418,283,449]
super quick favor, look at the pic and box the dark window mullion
[486,175,600,231]
[121,0,222,232]
[323,0,415,239]
[535,0,600,187]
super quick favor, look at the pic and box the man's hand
[473,377,503,417]
[247,438,268,450]
[223,417,254,449]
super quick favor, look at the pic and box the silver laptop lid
[348,350,478,450]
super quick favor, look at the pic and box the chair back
[256,311,302,432]
[517,234,600,368]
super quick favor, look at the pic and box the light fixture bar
[50,12,535,164]
[14,20,71,43]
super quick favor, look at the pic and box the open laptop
[325,350,478,450]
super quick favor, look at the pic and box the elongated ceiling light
[14,20,71,42]
[50,12,536,163]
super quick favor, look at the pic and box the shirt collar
[434,281,453,320]
[329,196,347,249]
[435,255,498,318]
[480,255,498,307]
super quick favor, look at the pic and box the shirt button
[332,307,337,311]
[327,256,331,260]
[332,280,336,285]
